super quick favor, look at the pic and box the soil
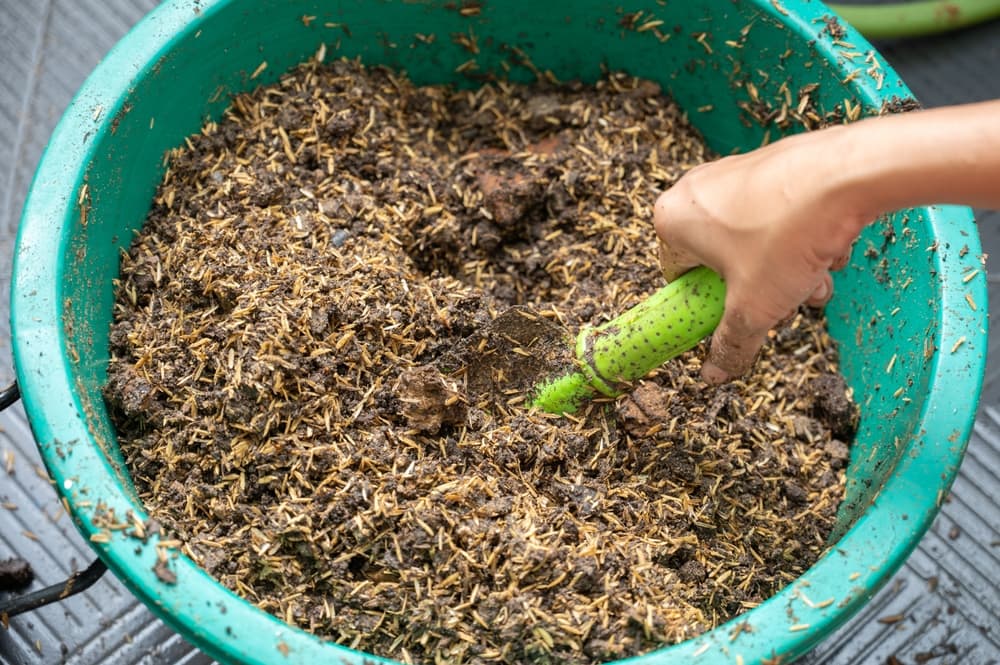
[0,558,34,592]
[105,57,857,664]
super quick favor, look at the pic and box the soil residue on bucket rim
[105,57,857,665]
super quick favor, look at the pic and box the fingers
[701,309,769,385]
[703,272,832,384]
[830,250,851,272]
[657,238,699,282]
[804,272,833,308]
[653,190,700,282]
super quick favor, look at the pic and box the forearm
[828,100,1000,222]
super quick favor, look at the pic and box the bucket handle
[0,380,109,620]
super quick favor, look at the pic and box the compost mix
[106,57,857,664]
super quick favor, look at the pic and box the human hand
[653,100,1000,383]
[653,128,866,384]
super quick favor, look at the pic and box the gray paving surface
[0,2,997,664]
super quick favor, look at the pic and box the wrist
[809,124,871,213]
[771,125,874,244]
[817,101,1000,217]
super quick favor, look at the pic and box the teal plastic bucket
[10,1,987,663]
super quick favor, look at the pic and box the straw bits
[106,58,856,664]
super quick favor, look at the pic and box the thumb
[701,307,769,384]
[653,190,700,282]
[657,237,699,282]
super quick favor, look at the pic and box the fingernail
[701,362,729,385]
[812,280,830,301]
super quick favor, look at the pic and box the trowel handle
[530,267,725,413]
[581,266,725,392]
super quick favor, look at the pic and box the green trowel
[456,266,725,415]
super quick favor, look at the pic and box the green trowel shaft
[530,266,725,414]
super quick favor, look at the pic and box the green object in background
[828,0,1000,39]
[531,267,725,414]
[10,1,987,664]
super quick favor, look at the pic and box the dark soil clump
[0,557,34,591]
[106,57,857,664]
